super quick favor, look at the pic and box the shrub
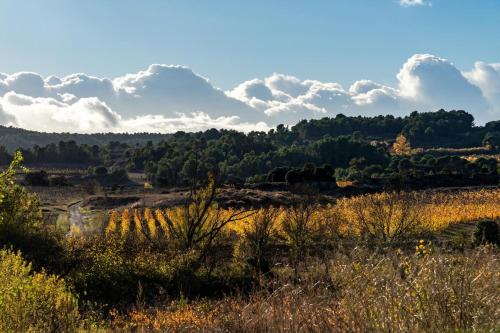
[0,152,43,236]
[110,167,129,182]
[50,175,71,187]
[81,180,100,195]
[94,166,108,176]
[285,168,302,185]
[0,249,79,333]
[313,164,336,182]
[340,191,424,243]
[24,170,50,186]
[266,167,291,183]
[473,220,500,246]
[236,207,279,277]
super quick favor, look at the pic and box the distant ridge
[0,125,170,151]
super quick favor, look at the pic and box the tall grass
[111,247,499,333]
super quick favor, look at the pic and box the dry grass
[102,247,499,333]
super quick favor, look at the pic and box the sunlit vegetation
[105,188,500,242]
[392,133,412,156]
[1,151,499,332]
[0,249,80,333]
[107,248,499,333]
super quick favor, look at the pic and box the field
[101,188,500,240]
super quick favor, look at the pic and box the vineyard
[104,188,500,241]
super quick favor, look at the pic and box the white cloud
[264,73,312,98]
[112,64,257,121]
[120,113,270,134]
[399,0,431,7]
[464,62,500,113]
[0,91,269,134]
[0,54,499,133]
[0,92,120,133]
[397,54,491,122]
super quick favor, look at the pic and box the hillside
[0,125,169,150]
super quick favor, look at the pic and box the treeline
[292,109,500,148]
[131,110,500,187]
[0,140,137,167]
[0,125,166,151]
[1,110,500,187]
[134,134,388,186]
[2,110,500,151]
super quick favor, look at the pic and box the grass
[98,247,499,333]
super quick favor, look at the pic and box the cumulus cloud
[0,54,499,133]
[397,54,491,121]
[112,64,257,121]
[229,54,498,124]
[0,91,269,134]
[399,0,431,7]
[0,64,258,121]
[465,62,500,113]
[0,92,120,133]
[120,113,270,134]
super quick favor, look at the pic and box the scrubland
[0,154,499,332]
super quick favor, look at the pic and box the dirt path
[67,201,85,236]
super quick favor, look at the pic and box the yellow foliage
[134,209,145,241]
[0,249,80,332]
[106,189,500,241]
[155,209,169,234]
[393,133,412,156]
[105,210,119,235]
[121,209,131,237]
[144,208,157,238]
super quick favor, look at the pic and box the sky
[0,0,500,133]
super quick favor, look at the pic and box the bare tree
[350,191,424,244]
[163,174,253,256]
[282,194,318,281]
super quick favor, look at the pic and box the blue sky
[0,0,499,133]
[1,0,499,89]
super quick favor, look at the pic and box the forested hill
[2,109,500,151]
[3,109,500,187]
[0,126,169,151]
[291,110,498,147]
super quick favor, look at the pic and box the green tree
[0,151,42,237]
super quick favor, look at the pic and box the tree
[94,166,108,176]
[161,174,252,255]
[0,151,43,241]
[482,132,500,149]
[349,191,424,243]
[282,196,318,281]
[392,134,412,156]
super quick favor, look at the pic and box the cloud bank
[0,54,499,134]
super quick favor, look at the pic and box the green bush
[0,249,80,333]
[0,152,44,246]
[0,151,64,272]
